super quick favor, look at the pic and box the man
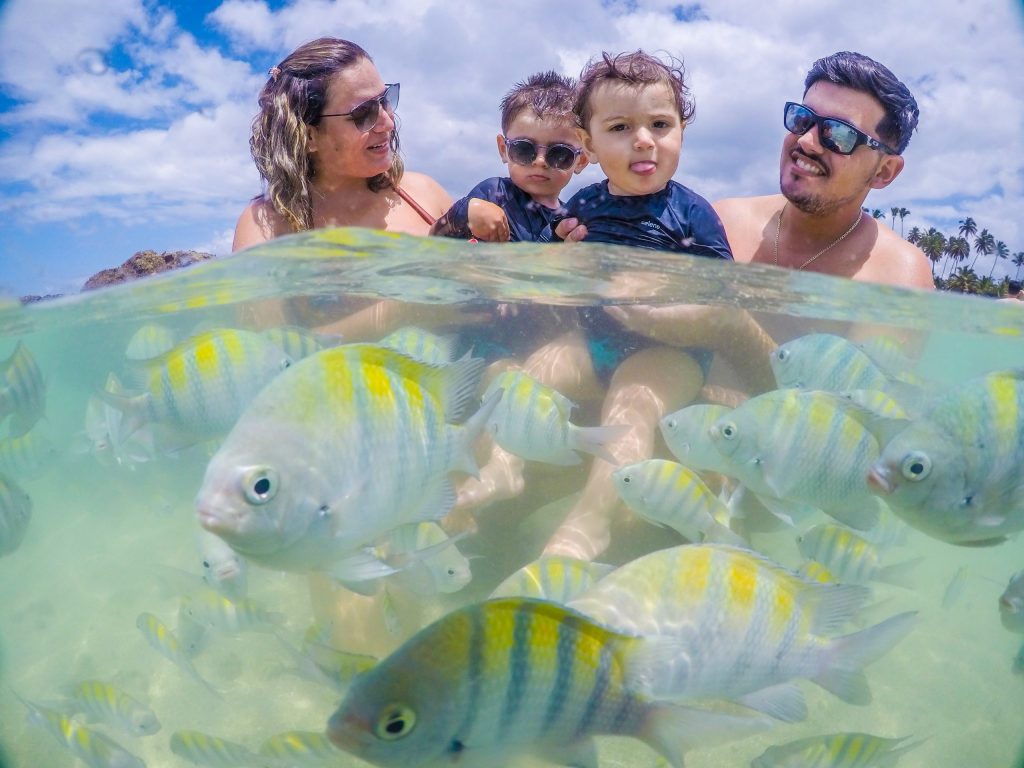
[714,51,934,290]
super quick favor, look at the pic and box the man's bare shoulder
[713,194,782,225]
[864,220,936,291]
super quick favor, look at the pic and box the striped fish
[104,328,292,439]
[0,341,45,436]
[659,403,734,474]
[17,693,144,768]
[612,459,745,545]
[124,322,177,361]
[797,523,919,588]
[196,344,500,583]
[181,587,285,634]
[483,370,626,465]
[868,368,1024,546]
[0,471,31,556]
[379,326,455,365]
[383,521,472,595]
[136,611,221,697]
[260,730,341,765]
[65,679,160,736]
[489,555,615,602]
[710,388,887,530]
[751,731,919,767]
[771,333,899,393]
[169,730,260,766]
[326,597,770,768]
[0,421,56,478]
[569,544,917,723]
[262,324,337,362]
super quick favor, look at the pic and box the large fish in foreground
[327,597,770,768]
[867,369,1024,546]
[196,344,499,583]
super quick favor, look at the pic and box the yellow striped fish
[0,421,56,478]
[489,555,614,602]
[568,544,917,723]
[659,403,734,474]
[379,326,456,365]
[751,731,920,767]
[262,324,338,362]
[104,328,292,439]
[327,597,770,767]
[181,587,285,634]
[797,523,919,588]
[0,341,45,436]
[710,388,886,530]
[260,730,341,765]
[196,344,500,584]
[65,679,160,736]
[124,322,176,361]
[868,368,1024,546]
[771,333,899,393]
[483,370,626,465]
[169,730,259,766]
[17,693,144,768]
[135,611,221,697]
[0,471,31,557]
[612,459,745,545]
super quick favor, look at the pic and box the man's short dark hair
[804,51,919,154]
[499,71,577,134]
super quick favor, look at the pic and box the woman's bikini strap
[395,185,437,226]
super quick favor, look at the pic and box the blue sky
[1,0,1022,297]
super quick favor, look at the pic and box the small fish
[0,420,56,478]
[1000,569,1024,634]
[169,730,261,767]
[327,596,770,768]
[198,527,248,601]
[867,369,1024,546]
[196,344,500,584]
[0,471,31,556]
[659,403,734,474]
[483,369,627,465]
[771,333,900,393]
[839,388,908,419]
[379,326,455,365]
[259,730,341,765]
[291,623,379,690]
[0,341,46,436]
[124,322,177,362]
[17,693,145,768]
[569,544,917,723]
[797,523,919,588]
[799,560,838,584]
[710,388,886,530]
[489,555,615,602]
[383,521,472,595]
[262,324,338,362]
[181,587,286,634]
[751,731,919,767]
[136,611,221,697]
[65,679,160,736]
[612,459,745,545]
[942,566,969,610]
[1014,642,1024,675]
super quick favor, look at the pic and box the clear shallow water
[0,228,1023,767]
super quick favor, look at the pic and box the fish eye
[622,475,632,484]
[775,348,789,362]
[374,704,416,741]
[242,467,279,505]
[900,452,931,482]
[720,421,738,440]
[664,418,676,429]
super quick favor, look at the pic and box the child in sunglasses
[430,71,588,242]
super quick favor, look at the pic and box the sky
[0,0,1022,297]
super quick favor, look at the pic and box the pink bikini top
[395,185,437,226]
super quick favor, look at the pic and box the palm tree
[1013,252,1024,280]
[970,228,995,270]
[897,207,910,236]
[943,235,970,280]
[871,209,885,220]
[906,226,922,245]
[890,207,899,229]
[958,216,978,242]
[947,265,980,294]
[919,228,946,278]
[978,276,1000,297]
[988,240,1010,279]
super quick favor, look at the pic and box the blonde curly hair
[249,37,403,232]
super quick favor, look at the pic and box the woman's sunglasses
[322,83,400,132]
[783,102,897,156]
[503,137,582,171]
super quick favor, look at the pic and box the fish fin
[568,424,630,465]
[823,497,882,531]
[748,493,805,527]
[403,478,458,525]
[638,702,774,767]
[420,350,487,423]
[954,536,1008,548]
[450,386,504,477]
[801,582,872,635]
[877,557,923,589]
[535,738,598,768]
[815,611,918,704]
[702,520,748,547]
[327,549,397,593]
[735,682,808,722]
[93,386,150,439]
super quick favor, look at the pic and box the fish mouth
[326,709,369,752]
[866,465,894,495]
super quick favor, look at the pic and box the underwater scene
[0,228,1023,768]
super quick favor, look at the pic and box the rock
[81,249,214,291]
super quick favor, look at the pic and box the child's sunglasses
[322,83,400,132]
[503,137,582,172]
[783,102,897,156]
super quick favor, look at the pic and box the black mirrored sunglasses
[783,101,897,156]
[503,137,582,171]
[322,83,400,132]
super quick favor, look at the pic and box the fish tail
[637,701,773,767]
[568,424,630,464]
[94,386,150,439]
[703,520,748,547]
[450,386,503,477]
[877,557,923,589]
[815,610,918,704]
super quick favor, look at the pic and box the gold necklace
[773,201,864,271]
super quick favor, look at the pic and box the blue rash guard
[434,177,560,242]
[542,179,733,383]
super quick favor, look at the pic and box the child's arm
[431,198,510,241]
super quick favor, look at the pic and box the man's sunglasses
[321,83,400,132]
[783,102,897,156]
[503,137,582,171]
